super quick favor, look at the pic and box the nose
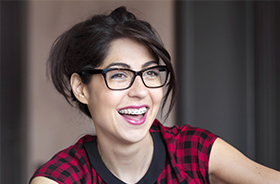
[127,75,148,99]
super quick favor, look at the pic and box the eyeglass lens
[105,67,167,90]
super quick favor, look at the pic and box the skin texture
[31,39,280,184]
[209,138,280,184]
[31,177,57,184]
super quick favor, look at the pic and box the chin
[121,129,150,144]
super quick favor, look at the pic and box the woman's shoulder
[152,120,219,183]
[152,119,217,141]
[30,135,96,184]
[152,120,218,157]
[49,135,96,163]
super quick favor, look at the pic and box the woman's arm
[209,138,280,184]
[31,176,58,184]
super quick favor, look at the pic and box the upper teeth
[119,107,147,115]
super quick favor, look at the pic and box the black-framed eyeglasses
[80,65,169,90]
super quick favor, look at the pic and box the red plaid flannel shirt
[30,119,217,183]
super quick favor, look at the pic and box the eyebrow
[142,61,158,68]
[105,61,158,69]
[105,62,130,69]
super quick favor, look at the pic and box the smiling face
[80,38,163,145]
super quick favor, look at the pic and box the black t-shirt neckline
[84,132,166,184]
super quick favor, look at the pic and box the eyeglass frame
[79,65,169,90]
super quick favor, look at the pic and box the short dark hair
[47,6,177,118]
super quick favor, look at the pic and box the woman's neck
[96,132,154,183]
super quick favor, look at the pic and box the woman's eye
[145,70,159,77]
[109,72,128,80]
[111,73,125,79]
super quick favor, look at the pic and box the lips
[118,106,149,125]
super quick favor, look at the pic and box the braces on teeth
[119,107,147,115]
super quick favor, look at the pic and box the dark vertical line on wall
[20,2,29,183]
[276,2,280,170]
[245,1,255,160]
[0,2,2,182]
[175,1,195,126]
[255,1,279,170]
[0,1,27,183]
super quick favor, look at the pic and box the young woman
[30,6,280,184]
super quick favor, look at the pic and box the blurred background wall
[1,1,280,184]
[175,0,280,171]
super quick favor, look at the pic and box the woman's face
[84,38,163,145]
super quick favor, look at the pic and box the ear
[70,73,89,104]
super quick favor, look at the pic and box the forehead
[100,38,156,69]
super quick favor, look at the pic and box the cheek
[87,87,125,120]
[150,89,163,107]
[86,76,119,110]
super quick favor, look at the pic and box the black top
[84,132,166,184]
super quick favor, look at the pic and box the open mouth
[118,107,148,121]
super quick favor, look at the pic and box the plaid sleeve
[180,126,217,183]
[155,121,218,183]
[30,136,94,184]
